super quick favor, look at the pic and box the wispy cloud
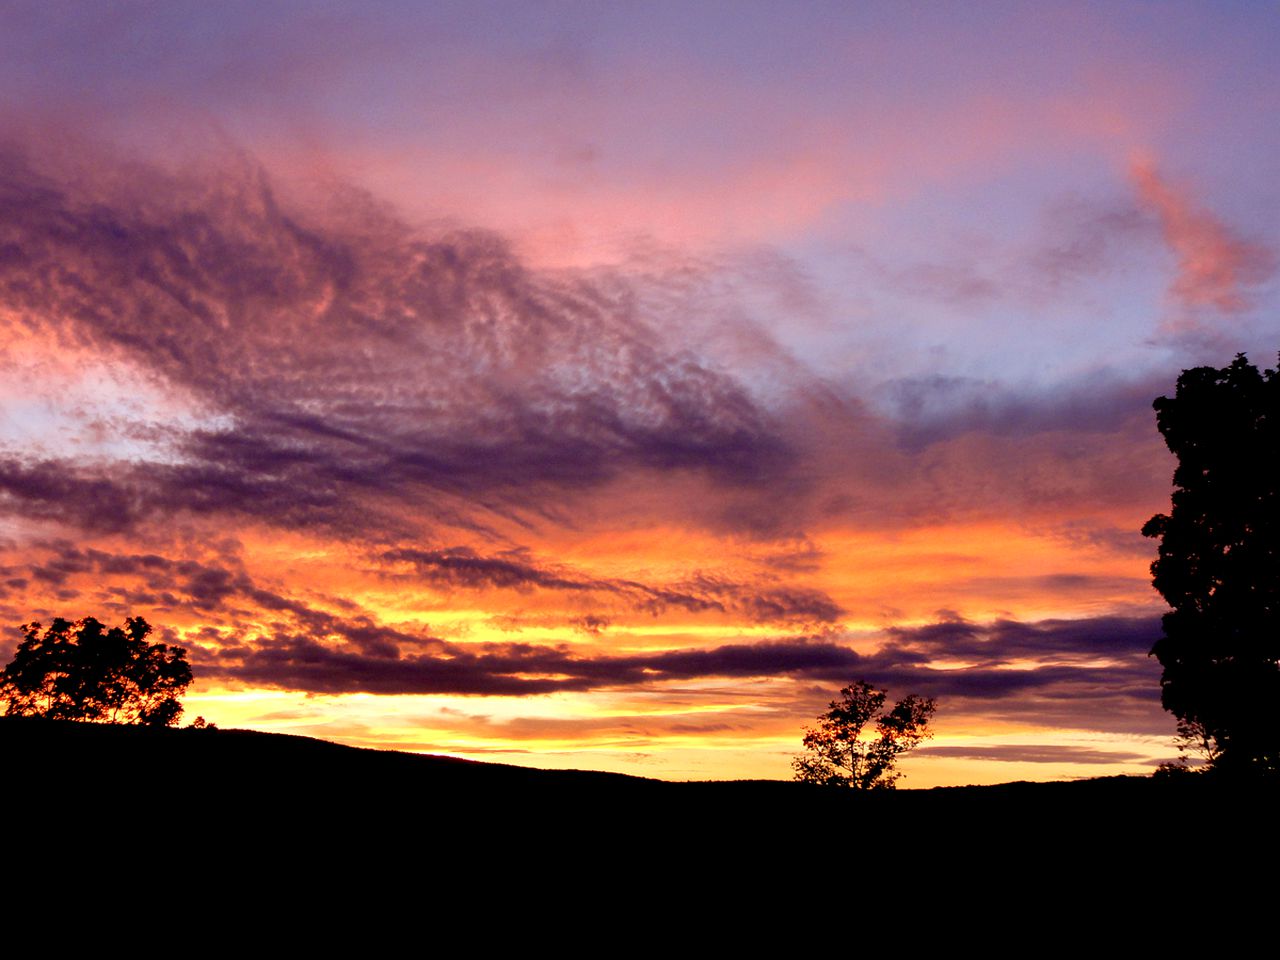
[380,547,842,624]
[1131,154,1275,314]
[0,140,789,541]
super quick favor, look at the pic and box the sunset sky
[1,1,1277,786]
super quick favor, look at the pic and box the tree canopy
[792,680,935,789]
[1,616,192,726]
[1142,353,1279,775]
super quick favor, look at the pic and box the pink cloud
[248,64,1180,270]
[1130,155,1275,313]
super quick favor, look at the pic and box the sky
[1,1,1277,786]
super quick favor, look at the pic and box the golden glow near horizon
[0,437,1174,786]
[181,680,1173,786]
[0,460,1175,786]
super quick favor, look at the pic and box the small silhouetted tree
[1142,353,1279,776]
[793,680,936,789]
[1,616,192,726]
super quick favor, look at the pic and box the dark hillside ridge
[5,717,1274,862]
[3,715,658,791]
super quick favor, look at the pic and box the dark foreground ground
[6,716,1275,886]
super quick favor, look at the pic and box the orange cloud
[1130,155,1275,313]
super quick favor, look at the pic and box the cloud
[879,370,1165,449]
[380,546,842,624]
[915,744,1150,765]
[0,459,148,533]
[889,261,1001,308]
[0,531,1173,736]
[199,607,1161,721]
[0,140,788,540]
[185,608,1169,738]
[382,547,608,594]
[201,633,862,697]
[0,133,1196,552]
[1028,199,1151,292]
[4,539,845,678]
[881,613,1160,665]
[843,613,1169,734]
[1130,155,1276,313]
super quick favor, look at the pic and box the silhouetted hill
[4,714,661,793]
[5,716,1274,871]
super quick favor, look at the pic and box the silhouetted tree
[1142,354,1279,776]
[793,680,935,789]
[1,616,192,726]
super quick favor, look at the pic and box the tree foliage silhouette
[1142,353,1279,775]
[1,616,192,726]
[792,680,935,789]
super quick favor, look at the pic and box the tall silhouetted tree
[793,680,935,788]
[1143,354,1279,775]
[1,616,192,726]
